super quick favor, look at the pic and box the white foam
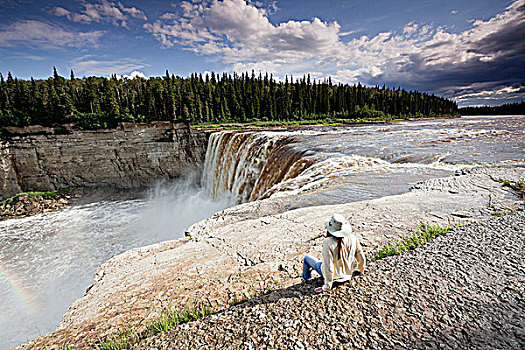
[0,173,233,349]
[264,155,476,199]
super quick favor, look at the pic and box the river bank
[0,187,148,221]
[14,163,524,349]
[191,114,461,131]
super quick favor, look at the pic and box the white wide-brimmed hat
[324,214,352,238]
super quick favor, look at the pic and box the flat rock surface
[14,165,524,349]
[134,210,525,350]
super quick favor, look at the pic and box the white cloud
[456,85,523,101]
[72,55,149,76]
[115,70,147,79]
[55,0,147,27]
[339,30,357,36]
[144,0,342,70]
[119,2,147,20]
[142,0,452,80]
[160,12,178,20]
[54,6,71,17]
[333,0,525,89]
[143,0,524,104]
[0,20,104,48]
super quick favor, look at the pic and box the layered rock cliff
[0,122,209,199]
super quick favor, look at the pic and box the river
[0,115,523,349]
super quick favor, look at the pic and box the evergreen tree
[0,70,458,129]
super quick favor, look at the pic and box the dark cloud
[367,2,525,106]
[142,0,523,107]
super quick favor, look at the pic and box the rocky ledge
[134,209,525,350]
[0,190,71,220]
[15,164,524,349]
[0,187,146,220]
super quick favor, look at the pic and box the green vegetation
[370,222,454,261]
[96,304,211,350]
[309,233,323,241]
[96,279,278,350]
[0,68,458,130]
[491,209,504,217]
[193,115,416,130]
[96,276,282,349]
[487,193,505,216]
[146,304,211,335]
[490,177,525,211]
[500,179,525,199]
[459,101,524,116]
[226,279,277,307]
[0,188,69,204]
[96,321,137,350]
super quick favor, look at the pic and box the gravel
[132,210,525,350]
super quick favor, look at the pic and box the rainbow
[0,262,38,316]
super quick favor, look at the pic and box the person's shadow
[225,271,363,312]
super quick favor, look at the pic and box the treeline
[459,101,524,115]
[0,68,458,129]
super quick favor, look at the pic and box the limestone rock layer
[0,122,208,199]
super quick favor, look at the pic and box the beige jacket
[321,234,366,291]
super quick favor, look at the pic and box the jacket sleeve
[355,238,366,273]
[321,239,334,291]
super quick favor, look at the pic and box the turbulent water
[204,115,524,202]
[0,175,233,349]
[0,115,524,349]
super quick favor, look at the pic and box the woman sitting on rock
[301,214,366,293]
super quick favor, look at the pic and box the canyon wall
[0,122,209,199]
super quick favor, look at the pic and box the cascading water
[0,172,234,350]
[1,115,524,349]
[200,115,525,204]
[202,131,313,203]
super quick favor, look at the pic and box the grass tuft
[146,304,211,336]
[501,179,525,199]
[490,177,525,199]
[95,304,212,350]
[309,233,323,241]
[370,222,453,262]
[1,188,69,204]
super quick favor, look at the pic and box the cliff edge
[135,209,525,349]
[0,122,209,200]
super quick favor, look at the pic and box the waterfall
[202,131,313,203]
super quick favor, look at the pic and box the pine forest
[0,68,459,129]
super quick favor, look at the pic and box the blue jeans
[301,254,323,281]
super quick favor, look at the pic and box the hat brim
[328,223,352,238]
[325,219,338,234]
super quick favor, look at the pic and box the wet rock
[0,192,71,220]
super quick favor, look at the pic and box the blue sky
[0,0,523,106]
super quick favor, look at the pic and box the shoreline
[190,114,461,131]
[0,187,148,221]
[14,163,524,349]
